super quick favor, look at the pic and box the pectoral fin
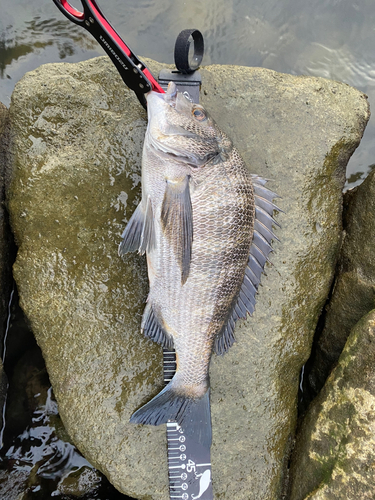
[118,197,155,256]
[161,176,193,285]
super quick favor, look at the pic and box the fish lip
[147,90,166,101]
[147,89,176,108]
[146,90,178,127]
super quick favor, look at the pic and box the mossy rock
[308,169,375,396]
[289,309,375,500]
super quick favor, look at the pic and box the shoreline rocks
[5,56,370,498]
[0,101,12,433]
[307,169,375,397]
[289,309,375,500]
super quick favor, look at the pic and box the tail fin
[130,383,212,447]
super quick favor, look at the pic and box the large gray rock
[307,169,375,396]
[289,309,375,500]
[6,57,369,499]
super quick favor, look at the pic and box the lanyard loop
[174,29,204,74]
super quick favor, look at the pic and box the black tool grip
[174,29,204,74]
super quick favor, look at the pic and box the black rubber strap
[174,29,204,74]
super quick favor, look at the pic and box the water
[0,290,134,499]
[0,0,374,188]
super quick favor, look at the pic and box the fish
[119,82,280,446]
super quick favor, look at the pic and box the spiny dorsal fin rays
[254,219,280,243]
[251,174,268,185]
[252,182,280,202]
[161,175,193,285]
[255,206,281,230]
[253,230,274,255]
[214,175,281,356]
[254,195,283,215]
[118,196,155,256]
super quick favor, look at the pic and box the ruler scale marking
[163,348,213,500]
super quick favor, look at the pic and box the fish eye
[192,107,207,122]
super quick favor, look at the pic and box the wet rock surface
[289,309,375,500]
[5,57,369,499]
[0,101,12,432]
[307,169,375,397]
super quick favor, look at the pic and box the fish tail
[130,382,212,447]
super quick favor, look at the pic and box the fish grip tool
[52,0,164,108]
[160,35,213,499]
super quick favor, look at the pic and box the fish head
[146,82,231,169]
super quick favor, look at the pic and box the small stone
[57,466,102,497]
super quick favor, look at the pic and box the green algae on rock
[307,168,375,397]
[6,57,369,499]
[289,309,375,500]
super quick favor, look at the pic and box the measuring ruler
[158,51,213,498]
[163,349,213,500]
[159,58,213,499]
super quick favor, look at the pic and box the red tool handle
[53,0,164,107]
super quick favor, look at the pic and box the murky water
[0,0,374,188]
[0,290,134,499]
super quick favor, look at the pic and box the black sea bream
[119,82,279,445]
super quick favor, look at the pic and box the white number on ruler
[186,459,196,473]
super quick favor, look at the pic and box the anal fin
[141,302,174,349]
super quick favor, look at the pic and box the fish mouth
[147,83,177,110]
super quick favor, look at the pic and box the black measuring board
[158,70,202,107]
[163,349,213,500]
[159,67,213,500]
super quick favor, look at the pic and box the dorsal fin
[214,176,280,355]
